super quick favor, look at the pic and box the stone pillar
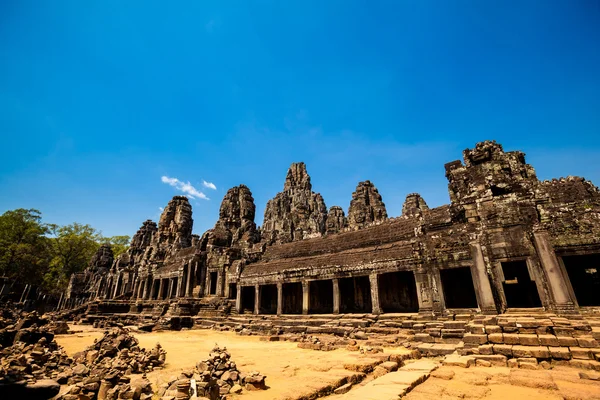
[186,263,195,297]
[414,271,434,314]
[176,272,183,298]
[158,279,165,300]
[332,279,340,314]
[277,283,283,315]
[254,285,260,315]
[184,264,192,297]
[532,231,577,313]
[216,272,224,297]
[469,243,498,314]
[302,281,310,315]
[369,273,381,314]
[168,279,174,299]
[112,275,120,299]
[142,278,150,300]
[235,285,242,314]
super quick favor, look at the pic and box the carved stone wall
[347,180,388,230]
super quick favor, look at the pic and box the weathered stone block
[414,333,433,343]
[493,344,513,357]
[519,334,539,346]
[558,336,578,347]
[569,359,600,371]
[463,333,488,344]
[472,354,507,367]
[548,347,571,360]
[512,345,534,358]
[478,344,494,355]
[469,324,485,334]
[578,337,599,348]
[516,319,540,328]
[485,325,502,334]
[503,333,520,345]
[553,327,574,337]
[488,333,503,344]
[529,346,551,359]
[570,347,593,360]
[537,334,559,347]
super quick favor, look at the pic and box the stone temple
[66,140,600,328]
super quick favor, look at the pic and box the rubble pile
[159,345,266,400]
[0,311,72,348]
[56,328,164,400]
[0,336,71,384]
[73,328,166,374]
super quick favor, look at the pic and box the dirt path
[55,326,412,400]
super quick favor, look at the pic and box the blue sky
[1,1,599,238]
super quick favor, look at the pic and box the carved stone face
[355,210,366,223]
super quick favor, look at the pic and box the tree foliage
[44,223,102,293]
[0,209,51,285]
[102,235,131,258]
[0,208,131,294]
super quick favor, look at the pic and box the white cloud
[159,207,163,211]
[202,180,217,190]
[161,176,209,200]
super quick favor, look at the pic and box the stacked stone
[160,345,266,400]
[0,336,70,388]
[0,311,71,348]
[459,315,600,369]
[55,328,164,400]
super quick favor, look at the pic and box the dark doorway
[241,286,255,313]
[260,284,278,314]
[152,280,159,300]
[309,280,334,314]
[228,283,237,300]
[282,282,302,314]
[209,272,218,295]
[440,267,478,308]
[339,276,372,313]
[501,261,542,308]
[161,279,169,300]
[562,254,600,306]
[378,271,419,313]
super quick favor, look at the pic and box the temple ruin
[66,140,600,321]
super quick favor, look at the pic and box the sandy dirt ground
[55,325,410,400]
[55,326,600,400]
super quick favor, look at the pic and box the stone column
[168,279,174,299]
[469,243,498,314]
[369,273,381,314]
[176,272,183,298]
[158,279,165,300]
[414,271,433,314]
[254,285,260,315]
[185,264,192,297]
[217,272,224,297]
[186,263,195,297]
[142,278,150,299]
[532,231,576,313]
[277,283,283,315]
[235,285,242,314]
[302,281,310,315]
[332,279,340,314]
[112,275,120,299]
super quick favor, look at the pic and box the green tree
[44,223,102,292]
[103,235,131,257]
[0,208,51,285]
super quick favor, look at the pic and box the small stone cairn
[159,345,267,400]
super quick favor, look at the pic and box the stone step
[417,343,459,356]
[338,359,438,400]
